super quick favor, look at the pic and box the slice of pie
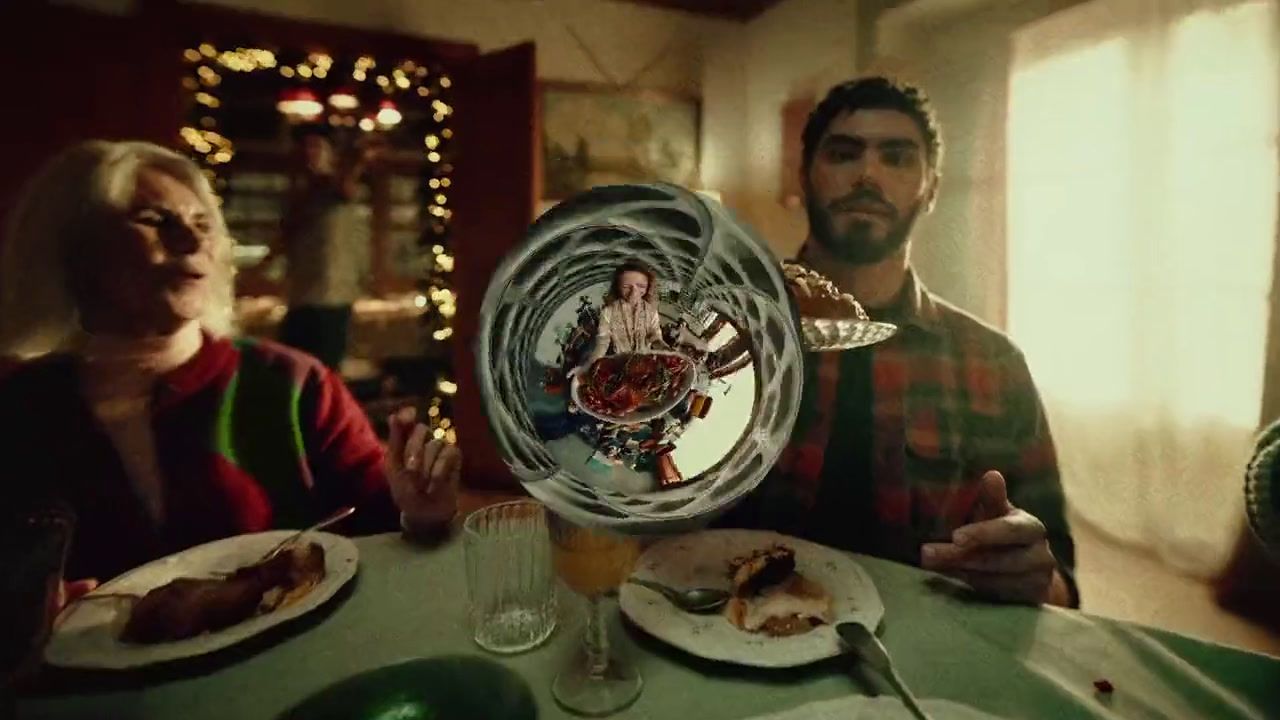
[724,544,834,637]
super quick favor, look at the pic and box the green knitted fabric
[212,338,319,529]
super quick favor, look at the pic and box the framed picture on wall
[780,96,817,209]
[541,82,700,199]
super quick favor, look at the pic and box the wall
[55,0,729,94]
[874,0,1088,325]
[701,0,863,259]
[700,0,1097,308]
[55,0,898,262]
[57,0,881,260]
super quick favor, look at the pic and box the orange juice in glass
[551,526,641,598]
[547,514,643,716]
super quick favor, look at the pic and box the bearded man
[725,77,1078,608]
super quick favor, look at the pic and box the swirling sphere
[476,184,804,533]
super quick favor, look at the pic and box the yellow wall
[701,0,863,260]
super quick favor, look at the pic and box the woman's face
[75,166,218,336]
[617,270,650,305]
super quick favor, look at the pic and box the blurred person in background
[277,126,376,370]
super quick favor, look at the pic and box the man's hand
[921,471,1071,606]
[386,407,461,534]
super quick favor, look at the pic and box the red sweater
[0,335,397,581]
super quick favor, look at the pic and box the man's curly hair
[801,76,943,176]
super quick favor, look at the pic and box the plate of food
[44,530,358,669]
[570,350,698,425]
[619,529,883,667]
[783,262,898,351]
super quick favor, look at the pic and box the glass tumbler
[1,502,75,688]
[463,500,558,654]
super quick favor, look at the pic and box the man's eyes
[882,148,918,167]
[825,147,861,162]
[822,145,919,167]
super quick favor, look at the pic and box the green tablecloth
[16,533,1280,719]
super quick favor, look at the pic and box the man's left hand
[386,407,461,533]
[921,470,1071,606]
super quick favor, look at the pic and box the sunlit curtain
[1007,0,1279,576]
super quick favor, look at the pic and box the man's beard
[805,188,921,265]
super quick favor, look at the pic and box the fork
[259,506,355,561]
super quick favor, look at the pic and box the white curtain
[1007,0,1279,576]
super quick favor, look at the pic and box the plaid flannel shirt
[725,268,1077,604]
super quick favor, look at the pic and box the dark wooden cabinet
[451,43,539,490]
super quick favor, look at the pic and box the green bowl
[279,655,537,720]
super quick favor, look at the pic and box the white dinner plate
[801,317,898,351]
[619,529,884,668]
[44,530,358,670]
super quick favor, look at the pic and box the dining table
[13,529,1280,720]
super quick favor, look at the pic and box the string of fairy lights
[179,43,459,444]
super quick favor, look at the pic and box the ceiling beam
[613,0,783,22]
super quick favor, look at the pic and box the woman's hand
[7,578,97,688]
[55,578,99,614]
[386,407,461,536]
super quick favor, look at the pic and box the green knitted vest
[211,338,320,529]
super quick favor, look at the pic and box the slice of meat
[233,543,326,592]
[122,577,265,644]
[249,544,327,612]
[120,542,326,644]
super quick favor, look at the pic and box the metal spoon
[626,578,731,613]
[260,506,356,560]
[836,621,932,720]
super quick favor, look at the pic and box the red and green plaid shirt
[723,269,1076,602]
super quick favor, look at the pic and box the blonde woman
[0,140,458,591]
